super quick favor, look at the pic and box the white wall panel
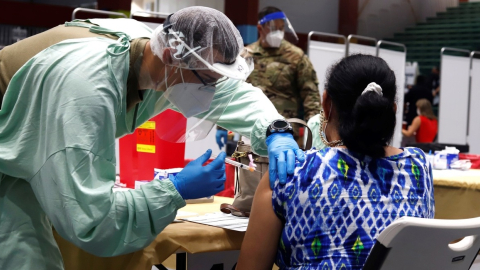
[348,43,377,56]
[438,55,471,144]
[308,40,346,97]
[468,58,480,153]
[378,48,406,148]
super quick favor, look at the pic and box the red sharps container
[119,110,186,188]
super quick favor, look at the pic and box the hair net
[150,6,247,78]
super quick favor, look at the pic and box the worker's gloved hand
[169,149,226,200]
[266,133,305,189]
[216,129,228,149]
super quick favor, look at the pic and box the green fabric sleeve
[30,149,185,256]
[214,80,284,156]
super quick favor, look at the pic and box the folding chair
[363,216,480,270]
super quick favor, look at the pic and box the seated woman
[402,98,438,143]
[236,55,435,270]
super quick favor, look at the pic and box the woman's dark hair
[326,54,397,158]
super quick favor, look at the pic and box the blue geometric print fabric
[272,147,435,269]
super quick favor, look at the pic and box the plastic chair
[363,216,480,270]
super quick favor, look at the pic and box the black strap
[162,13,174,34]
[286,118,313,150]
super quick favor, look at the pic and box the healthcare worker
[0,6,303,270]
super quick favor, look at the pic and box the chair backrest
[363,216,480,270]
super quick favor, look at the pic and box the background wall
[358,0,459,39]
[259,0,339,34]
[6,0,95,7]
[132,0,224,14]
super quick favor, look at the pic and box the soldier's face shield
[259,11,298,45]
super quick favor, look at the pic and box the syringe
[224,158,258,172]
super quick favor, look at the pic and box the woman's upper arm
[410,117,421,133]
[404,116,421,136]
[236,172,283,270]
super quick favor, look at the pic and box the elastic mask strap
[162,13,174,34]
[164,67,169,89]
[191,70,207,86]
[179,68,185,84]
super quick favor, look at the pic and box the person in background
[427,66,441,107]
[247,7,321,125]
[216,126,229,150]
[236,54,434,270]
[402,99,438,143]
[404,75,433,126]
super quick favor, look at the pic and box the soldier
[247,6,321,125]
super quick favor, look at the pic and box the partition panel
[377,43,406,148]
[308,39,346,97]
[307,32,347,99]
[347,34,377,56]
[469,56,480,154]
[438,51,471,145]
[72,8,127,20]
[348,43,377,56]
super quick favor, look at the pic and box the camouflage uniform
[246,40,321,122]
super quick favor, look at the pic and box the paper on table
[176,211,199,218]
[182,212,249,232]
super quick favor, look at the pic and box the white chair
[363,216,480,270]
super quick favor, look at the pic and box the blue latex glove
[216,129,228,149]
[266,133,305,188]
[169,149,226,200]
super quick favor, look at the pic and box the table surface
[55,196,242,270]
[433,169,480,190]
[157,196,243,251]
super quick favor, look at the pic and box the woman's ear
[393,103,397,113]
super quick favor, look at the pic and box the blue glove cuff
[266,132,295,146]
[168,174,184,199]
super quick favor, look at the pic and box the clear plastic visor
[153,67,239,143]
[259,11,298,44]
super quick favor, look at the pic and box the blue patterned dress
[272,147,435,269]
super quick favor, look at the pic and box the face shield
[259,11,298,47]
[148,7,254,143]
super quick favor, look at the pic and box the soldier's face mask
[265,30,284,48]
